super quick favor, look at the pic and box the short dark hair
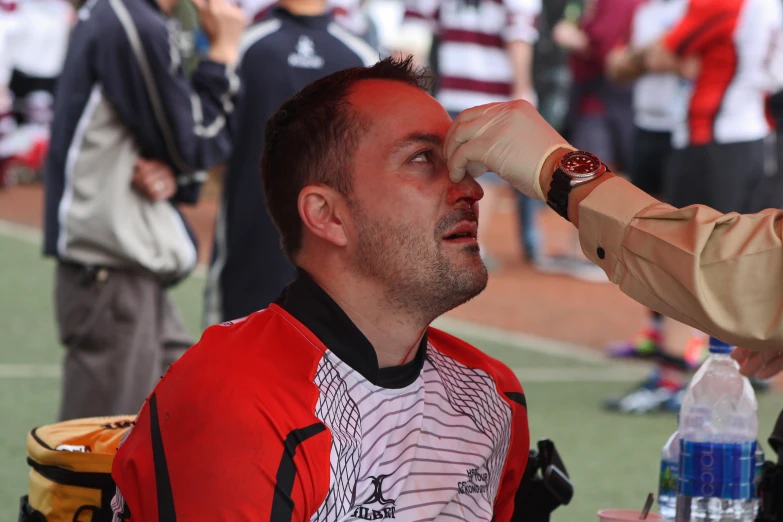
[260,56,432,260]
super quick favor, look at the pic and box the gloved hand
[444,101,574,200]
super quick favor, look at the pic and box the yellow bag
[19,416,136,522]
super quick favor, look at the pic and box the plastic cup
[598,509,666,522]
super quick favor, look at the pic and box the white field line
[513,366,650,383]
[0,364,61,378]
[0,219,41,243]
[432,316,606,363]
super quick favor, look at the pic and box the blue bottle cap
[708,337,733,354]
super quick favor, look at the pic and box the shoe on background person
[603,366,686,414]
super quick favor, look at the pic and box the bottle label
[659,460,679,496]
[679,440,756,500]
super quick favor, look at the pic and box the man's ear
[298,185,348,248]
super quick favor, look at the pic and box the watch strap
[546,169,572,222]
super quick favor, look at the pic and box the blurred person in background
[548,0,640,281]
[202,0,378,326]
[752,87,783,211]
[238,0,381,48]
[0,1,17,187]
[515,0,573,267]
[602,0,696,414]
[402,0,540,271]
[0,0,74,188]
[773,89,783,186]
[602,0,783,411]
[641,0,782,391]
[43,0,246,420]
[640,0,782,219]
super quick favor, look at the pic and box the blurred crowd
[0,0,781,419]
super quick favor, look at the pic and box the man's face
[344,79,487,320]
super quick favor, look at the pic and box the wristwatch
[546,151,609,221]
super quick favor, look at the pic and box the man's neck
[307,269,428,368]
[278,0,329,16]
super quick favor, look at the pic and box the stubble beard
[350,202,488,324]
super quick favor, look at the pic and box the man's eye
[411,151,433,163]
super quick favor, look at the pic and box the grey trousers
[55,262,192,421]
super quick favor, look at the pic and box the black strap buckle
[536,439,574,506]
[515,439,574,522]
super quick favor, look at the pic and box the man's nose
[446,173,484,205]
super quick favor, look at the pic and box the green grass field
[1,230,780,521]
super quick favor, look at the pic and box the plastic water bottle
[754,442,765,517]
[676,337,758,522]
[659,429,680,519]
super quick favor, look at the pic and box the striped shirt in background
[403,0,540,113]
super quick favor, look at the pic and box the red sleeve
[111,315,332,521]
[663,0,739,57]
[490,361,530,522]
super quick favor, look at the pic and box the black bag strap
[26,458,118,522]
[27,457,115,491]
[18,496,46,522]
[768,409,783,458]
[512,440,574,522]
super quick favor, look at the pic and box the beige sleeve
[578,176,783,352]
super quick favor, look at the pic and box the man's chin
[450,260,489,304]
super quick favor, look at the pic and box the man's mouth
[442,221,478,244]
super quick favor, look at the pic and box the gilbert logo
[352,475,396,519]
[288,35,324,69]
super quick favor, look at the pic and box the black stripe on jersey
[505,392,527,409]
[675,11,733,56]
[271,422,327,521]
[149,393,176,522]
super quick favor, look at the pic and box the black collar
[276,270,428,389]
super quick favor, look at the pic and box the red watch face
[561,151,601,176]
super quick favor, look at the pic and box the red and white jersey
[663,0,783,147]
[112,273,530,522]
[404,0,540,113]
[629,0,687,131]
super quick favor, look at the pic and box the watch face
[561,151,601,177]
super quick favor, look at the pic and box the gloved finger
[444,102,502,155]
[443,112,498,167]
[449,102,503,128]
[738,351,769,377]
[448,138,489,184]
[756,352,783,380]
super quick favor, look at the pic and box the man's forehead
[348,79,451,147]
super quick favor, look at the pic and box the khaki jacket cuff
[577,177,660,281]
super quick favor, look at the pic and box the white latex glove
[444,101,575,201]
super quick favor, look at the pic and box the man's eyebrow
[390,133,443,155]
